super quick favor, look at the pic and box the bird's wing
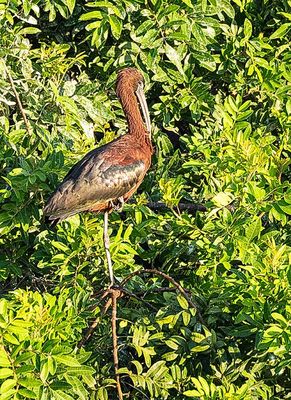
[44,147,146,220]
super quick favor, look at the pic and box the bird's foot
[111,197,124,212]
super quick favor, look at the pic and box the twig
[79,270,204,347]
[119,286,158,311]
[127,200,236,214]
[111,288,123,400]
[77,316,100,348]
[135,287,179,296]
[121,269,205,324]
[78,287,125,400]
[5,65,32,135]
[146,202,207,213]
[80,285,156,347]
[78,288,113,348]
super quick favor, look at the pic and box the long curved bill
[136,85,151,136]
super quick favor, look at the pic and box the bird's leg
[117,196,124,211]
[103,211,114,287]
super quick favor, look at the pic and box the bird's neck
[119,87,148,139]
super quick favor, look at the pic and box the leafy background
[0,0,290,398]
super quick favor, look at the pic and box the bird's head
[116,67,151,136]
[116,67,144,91]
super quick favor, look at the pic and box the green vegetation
[0,0,290,398]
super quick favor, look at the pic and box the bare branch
[5,65,32,135]
[146,201,207,213]
[119,286,158,311]
[111,288,123,400]
[79,268,205,348]
[121,269,205,324]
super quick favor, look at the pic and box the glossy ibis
[44,67,153,285]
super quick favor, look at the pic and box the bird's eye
[137,81,144,90]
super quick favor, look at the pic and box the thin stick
[78,288,112,348]
[78,286,157,347]
[104,211,114,286]
[119,286,158,311]
[5,65,32,135]
[77,317,100,348]
[111,289,123,400]
[121,269,205,324]
[146,202,207,213]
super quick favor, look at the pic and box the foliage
[0,0,290,398]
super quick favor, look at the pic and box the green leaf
[66,366,95,376]
[109,15,122,39]
[177,295,188,310]
[164,44,186,80]
[0,379,16,394]
[245,217,262,241]
[79,11,103,21]
[269,23,290,39]
[17,389,37,399]
[0,352,10,368]
[66,0,75,14]
[18,379,43,389]
[244,18,252,39]
[51,241,70,252]
[212,192,234,207]
[18,28,41,35]
[0,369,13,379]
[271,313,288,328]
[145,361,166,378]
[165,339,179,350]
[50,381,72,390]
[278,201,291,215]
[52,355,81,367]
[184,390,202,396]
[264,326,283,337]
[50,391,74,400]
[40,361,49,382]
[191,345,210,352]
[180,0,194,8]
[86,1,124,18]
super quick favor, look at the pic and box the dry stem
[5,65,32,134]
[121,269,205,324]
[111,288,123,400]
[146,201,207,213]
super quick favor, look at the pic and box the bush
[0,0,290,398]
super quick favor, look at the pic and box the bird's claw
[111,197,124,212]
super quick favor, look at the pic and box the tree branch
[78,288,124,400]
[79,268,205,348]
[111,288,123,400]
[145,202,207,213]
[5,65,32,135]
[121,269,205,324]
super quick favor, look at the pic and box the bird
[44,67,153,286]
